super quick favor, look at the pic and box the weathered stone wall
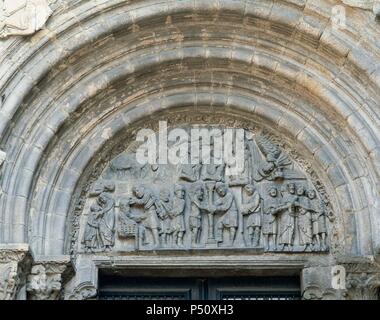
[0,0,379,299]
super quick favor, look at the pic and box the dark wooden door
[98,275,300,300]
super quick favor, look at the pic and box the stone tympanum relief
[76,127,334,254]
[0,0,52,39]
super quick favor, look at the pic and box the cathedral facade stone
[0,0,379,300]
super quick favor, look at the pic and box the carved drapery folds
[0,245,28,300]
[0,0,52,39]
[26,261,70,300]
[72,126,335,256]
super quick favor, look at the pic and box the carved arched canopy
[0,0,379,261]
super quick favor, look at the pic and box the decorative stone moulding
[0,0,379,300]
[0,0,52,39]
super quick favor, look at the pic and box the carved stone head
[296,185,305,196]
[174,184,185,199]
[133,186,145,199]
[288,183,296,194]
[262,162,275,174]
[268,187,277,198]
[244,184,255,195]
[307,190,316,200]
[215,182,227,196]
[98,193,111,206]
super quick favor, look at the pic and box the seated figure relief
[78,127,333,254]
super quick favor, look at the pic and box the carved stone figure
[0,0,52,39]
[0,264,18,300]
[0,246,28,300]
[189,183,208,245]
[296,185,313,252]
[276,183,298,251]
[97,193,116,251]
[170,185,186,246]
[157,188,173,246]
[76,127,332,253]
[254,134,292,181]
[308,190,328,251]
[0,149,5,168]
[0,149,5,185]
[129,186,161,247]
[213,182,239,246]
[82,192,115,252]
[241,184,261,247]
[262,187,279,251]
[82,203,102,252]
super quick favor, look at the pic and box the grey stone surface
[0,0,379,300]
[0,0,52,39]
[77,130,330,254]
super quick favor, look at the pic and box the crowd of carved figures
[81,131,331,253]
